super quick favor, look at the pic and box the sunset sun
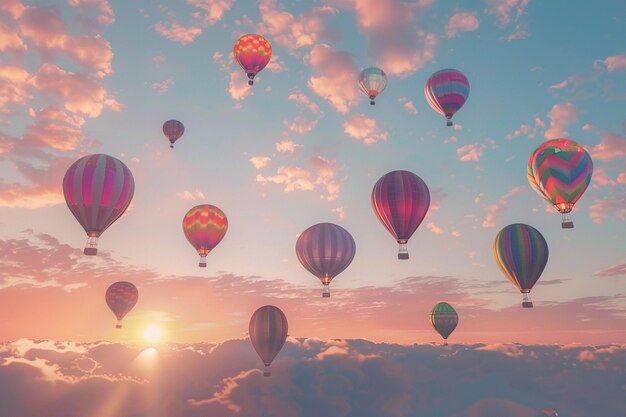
[143,324,163,344]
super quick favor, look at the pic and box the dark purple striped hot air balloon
[296,222,356,298]
[163,119,184,148]
[424,68,469,127]
[63,154,135,255]
[371,170,430,260]
[249,305,288,377]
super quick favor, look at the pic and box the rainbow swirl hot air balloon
[105,281,138,328]
[528,138,593,228]
[424,68,470,126]
[493,223,549,308]
[233,34,272,86]
[249,305,288,377]
[371,170,430,259]
[430,302,459,346]
[63,154,135,255]
[358,67,388,105]
[182,205,228,267]
[296,223,356,298]
[163,119,184,148]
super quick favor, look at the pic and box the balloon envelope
[105,281,138,328]
[249,305,288,376]
[424,68,469,126]
[493,223,549,308]
[358,67,388,105]
[430,302,459,344]
[163,119,184,148]
[182,205,228,267]
[371,170,430,259]
[63,154,135,255]
[529,138,593,228]
[296,223,356,297]
[233,34,272,85]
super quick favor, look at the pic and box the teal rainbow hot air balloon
[430,302,458,345]
[528,138,593,228]
[493,223,549,308]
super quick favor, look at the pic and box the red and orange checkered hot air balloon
[233,34,272,86]
[105,281,138,329]
[182,204,228,267]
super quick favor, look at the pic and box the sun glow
[143,324,163,344]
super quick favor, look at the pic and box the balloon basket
[116,322,122,329]
[263,364,271,377]
[170,144,174,149]
[398,242,408,260]
[446,120,453,127]
[561,221,573,229]
[522,292,533,308]
[322,283,330,298]
[199,255,207,268]
[370,100,375,105]
[248,80,254,86]
[84,236,98,256]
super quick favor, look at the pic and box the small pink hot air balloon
[249,305,288,377]
[424,68,470,126]
[296,223,356,298]
[182,205,228,267]
[105,281,138,328]
[371,170,430,260]
[233,34,272,86]
[163,119,184,148]
[63,154,135,255]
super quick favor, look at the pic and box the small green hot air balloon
[430,302,458,345]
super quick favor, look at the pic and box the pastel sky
[2,0,626,348]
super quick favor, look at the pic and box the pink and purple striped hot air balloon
[371,170,430,260]
[182,204,228,267]
[358,67,388,105]
[424,68,470,126]
[163,119,184,148]
[249,305,288,377]
[493,223,549,308]
[105,281,138,329]
[63,154,135,255]
[296,223,356,298]
[529,139,593,229]
[233,34,272,86]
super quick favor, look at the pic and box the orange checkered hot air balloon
[233,34,272,86]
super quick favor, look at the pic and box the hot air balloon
[358,67,387,105]
[233,34,272,86]
[493,223,549,308]
[296,223,356,297]
[249,305,288,376]
[430,302,458,346]
[182,204,228,267]
[529,138,593,228]
[424,68,469,126]
[63,154,135,255]
[371,170,430,260]
[105,281,138,328]
[163,119,184,148]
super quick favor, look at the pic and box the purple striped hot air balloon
[249,305,288,377]
[371,170,430,260]
[63,154,135,255]
[163,119,184,148]
[296,223,356,298]
[424,68,470,126]
[105,281,138,329]
[493,223,549,308]
[529,139,593,229]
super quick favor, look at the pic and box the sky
[0,0,625,415]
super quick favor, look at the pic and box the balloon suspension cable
[446,120,453,127]
[263,364,271,377]
[522,291,533,308]
[84,236,98,256]
[248,73,255,86]
[170,144,174,149]
[398,242,409,260]
[561,211,574,229]
[199,255,207,268]
[322,283,330,298]
[443,340,448,346]
[116,320,122,329]
[370,95,376,105]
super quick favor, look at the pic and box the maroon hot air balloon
[163,119,184,148]
[371,170,430,259]
[296,222,356,298]
[105,281,138,328]
[249,305,288,376]
[63,154,135,255]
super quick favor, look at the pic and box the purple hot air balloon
[105,281,138,328]
[63,154,135,255]
[249,305,288,377]
[296,222,356,297]
[424,68,470,126]
[163,119,184,148]
[371,170,430,260]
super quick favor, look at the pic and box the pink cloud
[68,0,116,28]
[154,21,203,45]
[153,55,166,65]
[228,71,251,100]
[332,206,345,220]
[306,44,359,113]
[0,19,26,52]
[343,113,388,144]
[283,116,318,134]
[24,106,85,151]
[485,0,530,26]
[0,0,25,19]
[426,222,443,235]
[503,24,529,41]
[275,140,302,153]
[594,263,626,277]
[445,11,480,37]
[150,79,174,92]
[287,91,320,114]
[549,79,569,90]
[398,97,417,114]
[249,156,271,169]
[505,116,546,140]
[256,166,315,192]
[266,55,287,73]
[544,102,578,139]
[588,194,626,224]
[589,132,626,161]
[456,143,487,162]
[0,64,32,111]
[187,0,234,25]
[482,186,526,228]
[175,189,206,201]
[603,53,626,72]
